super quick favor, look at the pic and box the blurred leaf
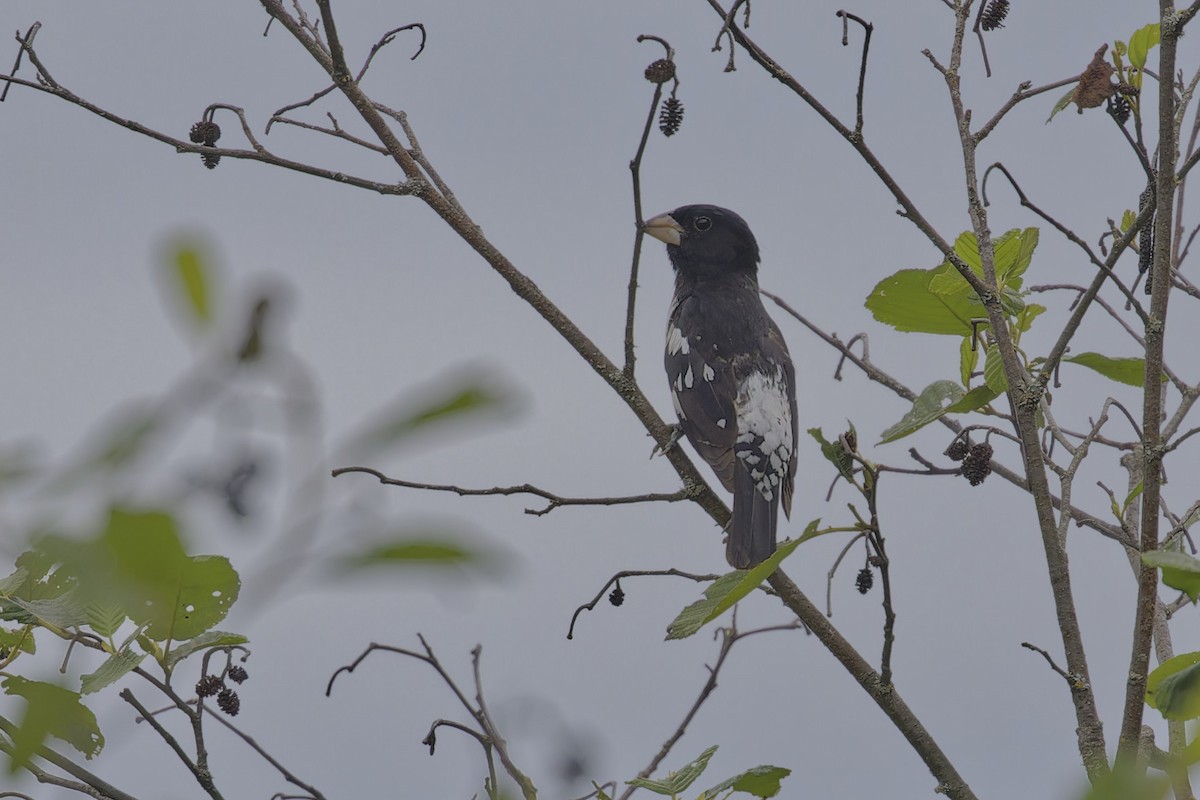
[0,444,38,486]
[592,782,613,800]
[1142,550,1200,602]
[341,539,476,569]
[1077,764,1168,800]
[983,343,1008,393]
[699,765,792,800]
[1064,352,1157,387]
[1047,87,1077,123]
[170,245,214,326]
[4,594,90,629]
[1147,651,1200,720]
[879,380,963,444]
[80,648,145,695]
[666,528,816,640]
[808,427,855,482]
[52,405,160,490]
[1128,23,1160,71]
[2,677,103,771]
[628,745,717,795]
[165,630,249,669]
[350,376,512,456]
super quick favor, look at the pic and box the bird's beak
[644,212,684,246]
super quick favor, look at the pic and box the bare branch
[567,568,730,640]
[332,465,691,516]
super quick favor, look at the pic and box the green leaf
[628,745,717,796]
[1147,652,1200,720]
[865,268,977,335]
[994,228,1039,285]
[942,385,1000,415]
[808,428,855,482]
[983,343,1008,393]
[959,335,978,386]
[700,765,793,800]
[2,677,104,771]
[999,285,1026,316]
[1015,303,1047,334]
[1120,209,1137,232]
[1122,482,1144,515]
[171,245,214,326]
[1128,23,1160,71]
[86,604,126,639]
[1142,550,1200,602]
[80,648,145,695]
[1064,352,1158,387]
[1046,87,1077,123]
[879,380,964,444]
[5,594,90,629]
[666,529,816,640]
[165,630,250,669]
[0,626,36,656]
[592,782,613,800]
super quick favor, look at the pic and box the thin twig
[201,706,327,800]
[835,10,873,138]
[567,569,727,639]
[332,465,690,516]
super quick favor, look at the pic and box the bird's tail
[727,468,778,569]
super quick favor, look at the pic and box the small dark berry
[422,730,437,755]
[659,97,684,137]
[946,440,970,462]
[961,442,994,486]
[609,582,625,607]
[196,675,224,698]
[855,567,874,595]
[980,0,1010,32]
[227,665,249,684]
[217,688,240,716]
[644,59,676,85]
[202,153,221,170]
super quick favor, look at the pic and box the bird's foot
[650,424,684,459]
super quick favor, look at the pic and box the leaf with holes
[879,380,964,444]
[2,677,104,771]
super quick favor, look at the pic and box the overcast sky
[4,2,1200,799]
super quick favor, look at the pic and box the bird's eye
[694,216,712,232]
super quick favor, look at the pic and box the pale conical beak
[644,212,684,246]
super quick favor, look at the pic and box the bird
[644,205,798,569]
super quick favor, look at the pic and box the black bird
[644,205,798,569]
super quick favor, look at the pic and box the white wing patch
[734,365,794,502]
[666,326,690,356]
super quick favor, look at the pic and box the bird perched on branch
[644,205,798,569]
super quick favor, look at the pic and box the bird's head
[644,205,760,281]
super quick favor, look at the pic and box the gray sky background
[4,2,1200,798]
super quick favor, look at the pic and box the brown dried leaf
[1073,44,1115,112]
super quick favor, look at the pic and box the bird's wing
[731,347,795,512]
[665,320,738,494]
[768,322,799,519]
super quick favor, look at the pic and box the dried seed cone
[217,688,241,716]
[980,0,1010,32]
[189,120,221,146]
[962,443,994,486]
[196,675,223,698]
[946,439,970,462]
[855,567,874,595]
[228,665,249,684]
[644,58,676,84]
[659,97,684,137]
